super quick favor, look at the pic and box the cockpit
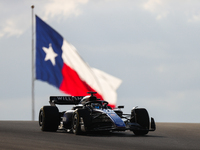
[79,92,110,110]
[91,103,101,109]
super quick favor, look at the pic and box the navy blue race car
[39,92,156,135]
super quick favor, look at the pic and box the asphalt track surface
[0,121,200,150]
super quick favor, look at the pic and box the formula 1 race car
[39,92,156,135]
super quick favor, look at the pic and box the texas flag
[35,15,122,108]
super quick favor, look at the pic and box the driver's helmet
[91,103,101,109]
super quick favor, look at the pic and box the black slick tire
[39,106,60,132]
[131,108,150,135]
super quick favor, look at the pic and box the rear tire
[39,106,60,132]
[131,108,149,135]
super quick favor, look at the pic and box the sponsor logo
[52,96,83,101]
[110,113,116,116]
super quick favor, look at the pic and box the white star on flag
[42,43,58,66]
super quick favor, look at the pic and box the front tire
[131,108,149,135]
[39,106,60,132]
[72,111,81,135]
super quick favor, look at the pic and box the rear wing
[49,96,84,105]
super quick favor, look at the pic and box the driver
[91,103,101,109]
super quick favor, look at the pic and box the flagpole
[31,5,35,121]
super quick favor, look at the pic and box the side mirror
[118,105,124,109]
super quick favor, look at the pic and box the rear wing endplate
[49,96,84,105]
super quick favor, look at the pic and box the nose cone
[106,113,126,128]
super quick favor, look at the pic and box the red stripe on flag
[59,63,104,100]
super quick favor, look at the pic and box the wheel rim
[73,113,77,130]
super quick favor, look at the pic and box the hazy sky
[0,0,200,122]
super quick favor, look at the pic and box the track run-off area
[0,121,200,150]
